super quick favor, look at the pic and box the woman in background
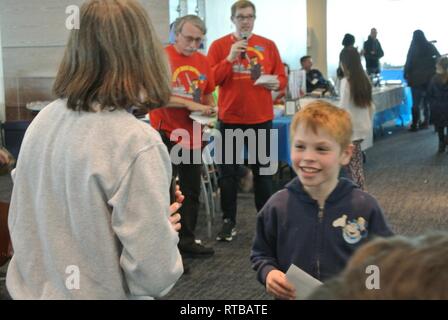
[404,30,440,131]
[337,33,356,81]
[427,56,448,153]
[339,47,374,191]
[6,0,183,299]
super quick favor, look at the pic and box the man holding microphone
[207,0,286,242]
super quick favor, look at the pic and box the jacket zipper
[317,205,324,279]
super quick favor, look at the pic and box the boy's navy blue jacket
[250,177,393,284]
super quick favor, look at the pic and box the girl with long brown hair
[339,47,374,190]
[7,0,183,299]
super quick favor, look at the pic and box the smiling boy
[250,101,393,300]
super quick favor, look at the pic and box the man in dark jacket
[404,29,441,131]
[300,55,329,93]
[363,28,384,75]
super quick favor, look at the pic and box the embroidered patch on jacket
[332,214,368,244]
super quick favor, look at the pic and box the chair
[199,144,220,238]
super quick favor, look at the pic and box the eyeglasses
[234,15,255,22]
[180,33,203,44]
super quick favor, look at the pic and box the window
[327,0,448,78]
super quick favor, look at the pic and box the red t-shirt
[150,45,215,149]
[207,34,287,124]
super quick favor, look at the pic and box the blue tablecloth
[373,86,412,129]
[378,69,412,127]
[273,116,292,166]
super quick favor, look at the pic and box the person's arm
[367,197,394,238]
[207,39,241,86]
[250,205,296,300]
[201,61,217,110]
[203,94,216,108]
[108,143,183,298]
[377,41,384,59]
[250,205,280,285]
[0,149,8,165]
[167,96,214,115]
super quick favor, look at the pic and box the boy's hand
[266,270,296,300]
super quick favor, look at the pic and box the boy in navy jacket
[250,101,393,300]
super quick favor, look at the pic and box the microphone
[240,32,249,59]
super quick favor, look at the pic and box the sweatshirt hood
[285,177,359,205]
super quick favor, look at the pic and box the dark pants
[366,66,380,76]
[173,160,202,246]
[218,120,273,224]
[162,136,202,247]
[411,86,429,128]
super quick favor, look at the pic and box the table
[372,85,404,112]
[272,85,407,167]
[25,101,52,112]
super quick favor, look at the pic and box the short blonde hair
[290,100,353,149]
[231,0,256,18]
[53,0,171,112]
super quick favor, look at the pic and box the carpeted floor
[1,124,447,300]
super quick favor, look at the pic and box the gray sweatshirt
[7,99,183,299]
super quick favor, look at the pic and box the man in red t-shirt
[207,0,286,242]
[150,15,215,258]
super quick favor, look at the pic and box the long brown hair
[339,47,372,108]
[53,0,171,112]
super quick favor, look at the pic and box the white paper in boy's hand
[285,264,322,300]
[189,111,216,125]
[254,74,278,86]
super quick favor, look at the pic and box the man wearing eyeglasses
[150,15,215,260]
[207,0,286,242]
